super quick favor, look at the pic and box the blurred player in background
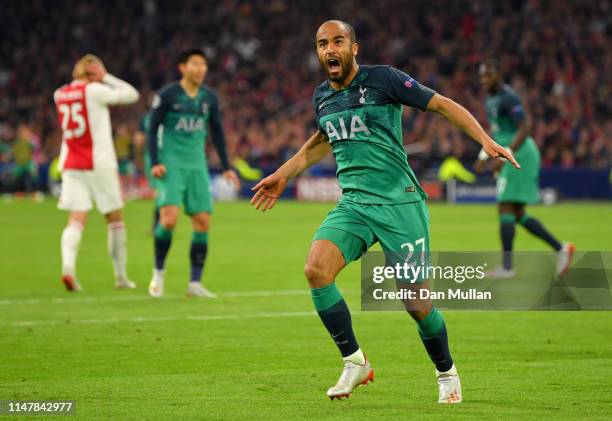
[147,48,240,298]
[114,123,136,198]
[54,54,140,291]
[476,60,575,277]
[252,20,518,403]
[11,123,40,197]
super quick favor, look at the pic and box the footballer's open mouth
[327,58,341,74]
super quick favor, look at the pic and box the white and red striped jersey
[54,74,139,170]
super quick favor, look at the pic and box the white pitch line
[0,298,42,305]
[0,289,358,306]
[222,289,310,297]
[9,311,318,327]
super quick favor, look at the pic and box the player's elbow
[426,93,453,116]
[113,87,140,105]
[124,88,140,104]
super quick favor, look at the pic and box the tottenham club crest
[201,102,209,114]
[359,86,367,104]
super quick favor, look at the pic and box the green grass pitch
[1,199,611,420]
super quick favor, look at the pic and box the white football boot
[327,358,374,400]
[115,278,136,289]
[185,282,217,298]
[148,269,164,298]
[436,364,462,404]
[556,242,575,276]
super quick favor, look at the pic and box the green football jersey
[312,65,435,204]
[139,112,154,180]
[484,84,527,146]
[148,82,229,170]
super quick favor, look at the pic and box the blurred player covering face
[179,52,208,86]
[55,52,140,292]
[316,20,358,85]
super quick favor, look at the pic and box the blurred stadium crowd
[0,0,610,194]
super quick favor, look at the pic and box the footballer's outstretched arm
[276,130,330,179]
[251,130,330,211]
[426,93,520,169]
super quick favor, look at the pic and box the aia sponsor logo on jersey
[175,117,205,132]
[324,114,371,141]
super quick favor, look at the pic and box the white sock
[152,268,164,284]
[437,364,458,376]
[343,348,366,365]
[107,221,128,281]
[61,221,83,277]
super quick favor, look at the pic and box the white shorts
[58,169,123,214]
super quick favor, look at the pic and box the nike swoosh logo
[318,99,331,111]
[331,331,344,338]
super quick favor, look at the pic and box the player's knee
[105,210,123,223]
[304,263,332,287]
[408,308,431,322]
[69,212,88,227]
[192,215,210,232]
[193,221,208,232]
[160,216,177,230]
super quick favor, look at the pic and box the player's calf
[499,213,516,270]
[305,240,372,398]
[153,224,173,276]
[184,230,217,297]
[150,222,171,298]
[61,220,83,292]
[310,283,372,399]
[518,214,562,252]
[189,231,208,282]
[412,307,462,403]
[107,220,135,289]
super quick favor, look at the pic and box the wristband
[478,148,489,161]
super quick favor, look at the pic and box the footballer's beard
[322,54,353,83]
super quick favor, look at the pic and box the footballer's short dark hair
[340,20,357,44]
[178,48,206,64]
[318,20,357,44]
